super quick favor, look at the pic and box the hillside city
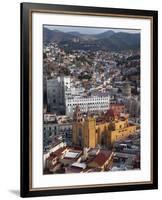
[43,27,140,174]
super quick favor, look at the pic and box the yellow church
[72,104,136,148]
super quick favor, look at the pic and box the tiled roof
[89,151,112,167]
[106,109,118,117]
[47,154,56,161]
[53,147,66,156]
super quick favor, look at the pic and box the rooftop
[64,151,79,159]
[88,150,112,167]
[52,147,66,157]
[65,166,83,173]
[63,148,82,160]
[71,162,86,169]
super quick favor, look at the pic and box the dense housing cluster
[43,27,140,174]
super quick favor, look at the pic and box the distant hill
[96,30,115,39]
[43,28,74,43]
[67,31,83,37]
[97,32,140,51]
[43,27,140,51]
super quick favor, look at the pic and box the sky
[44,25,140,34]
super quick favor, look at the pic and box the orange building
[72,105,136,148]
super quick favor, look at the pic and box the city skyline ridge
[44,25,140,35]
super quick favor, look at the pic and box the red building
[110,104,125,115]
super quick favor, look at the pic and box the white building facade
[65,96,110,116]
[47,76,110,117]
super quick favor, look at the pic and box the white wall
[0,0,161,199]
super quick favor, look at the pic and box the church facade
[72,105,136,148]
